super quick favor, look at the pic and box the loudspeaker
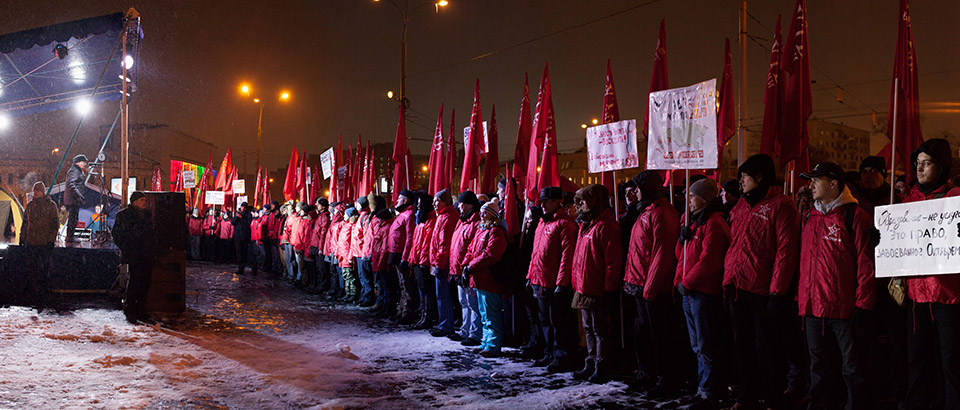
[143,192,186,313]
[144,191,187,252]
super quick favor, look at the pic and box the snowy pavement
[0,262,689,409]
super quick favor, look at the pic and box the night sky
[4,0,960,170]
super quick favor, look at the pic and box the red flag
[172,162,184,192]
[214,148,233,191]
[366,144,376,195]
[346,144,354,201]
[392,107,409,203]
[644,19,669,136]
[428,104,446,195]
[888,0,922,183]
[780,0,812,175]
[525,65,549,202]
[151,167,161,191]
[504,166,520,239]
[283,145,299,202]
[447,108,456,193]
[600,60,621,194]
[512,73,533,194]
[759,16,784,160]
[481,105,500,195]
[715,38,736,175]
[354,134,363,198]
[336,135,343,202]
[263,169,271,205]
[328,146,338,202]
[254,166,262,208]
[461,79,483,193]
[534,67,561,195]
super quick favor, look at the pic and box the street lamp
[238,83,291,174]
[375,0,448,108]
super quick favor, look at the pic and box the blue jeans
[434,268,454,333]
[458,285,481,340]
[682,292,724,398]
[477,289,504,352]
[357,257,375,304]
[283,244,297,279]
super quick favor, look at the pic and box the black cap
[316,198,329,207]
[129,191,145,203]
[240,202,248,209]
[859,156,887,173]
[399,189,415,200]
[457,190,479,207]
[537,186,562,203]
[73,154,88,164]
[800,162,845,182]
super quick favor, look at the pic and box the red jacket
[350,211,370,259]
[674,209,731,296]
[799,197,876,319]
[250,216,262,242]
[264,212,281,240]
[408,213,436,266]
[326,219,342,256]
[450,211,481,277]
[337,220,354,267]
[312,211,331,250]
[291,213,315,252]
[188,217,203,236]
[723,190,801,296]
[387,207,416,257]
[625,198,681,300]
[218,218,234,240]
[430,205,459,269]
[466,224,508,294]
[370,217,393,272]
[280,215,294,244]
[527,211,578,288]
[572,208,622,297]
[903,183,960,304]
[202,214,218,237]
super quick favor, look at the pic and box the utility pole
[738,1,747,166]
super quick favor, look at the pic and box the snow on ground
[0,262,687,409]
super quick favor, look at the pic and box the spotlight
[0,114,10,130]
[75,99,92,116]
[123,55,134,70]
[53,44,68,59]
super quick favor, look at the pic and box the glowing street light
[0,114,10,130]
[237,83,293,174]
[240,84,251,95]
[122,55,134,70]
[75,99,92,116]
[421,165,428,172]
[592,118,599,125]
[580,123,587,129]
[387,90,394,99]
[280,91,290,101]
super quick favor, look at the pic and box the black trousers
[580,297,611,369]
[907,302,960,410]
[124,260,153,323]
[23,245,52,307]
[536,286,577,362]
[235,240,252,274]
[262,238,274,272]
[727,289,787,407]
[635,294,693,386]
[805,316,868,410]
[65,205,79,241]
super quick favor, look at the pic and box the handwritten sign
[237,195,248,209]
[875,196,960,278]
[182,170,196,189]
[646,79,719,170]
[586,119,639,173]
[320,148,334,179]
[205,191,225,205]
[232,179,245,194]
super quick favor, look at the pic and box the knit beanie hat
[689,178,719,202]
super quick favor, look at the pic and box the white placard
[464,121,489,153]
[320,148,334,179]
[232,179,245,194]
[205,191,225,205]
[182,170,196,189]
[237,195,248,209]
[646,79,719,170]
[586,119,640,173]
[875,196,960,278]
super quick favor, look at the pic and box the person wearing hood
[309,199,331,294]
[570,184,622,383]
[527,186,579,372]
[674,178,731,404]
[463,200,509,357]
[387,190,418,324]
[723,153,801,409]
[352,196,374,305]
[63,154,88,243]
[624,170,685,389]
[20,181,59,307]
[232,202,255,275]
[449,191,484,345]
[720,179,740,221]
[798,162,876,410]
[900,138,960,410]
[409,192,438,329]
[428,189,459,337]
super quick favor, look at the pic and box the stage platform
[0,241,121,306]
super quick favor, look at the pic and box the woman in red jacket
[371,206,398,318]
[674,178,731,404]
[217,210,234,263]
[463,201,508,357]
[570,184,622,383]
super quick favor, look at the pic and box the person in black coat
[63,154,89,243]
[232,202,255,275]
[112,191,156,323]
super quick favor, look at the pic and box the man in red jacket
[387,190,418,324]
[900,138,960,410]
[309,199,331,293]
[527,186,579,372]
[371,206,398,318]
[675,178,731,404]
[624,170,686,390]
[723,154,801,409]
[450,191,483,345]
[571,184,622,383]
[429,189,459,337]
[797,161,876,410]
[410,192,438,329]
[352,197,373,305]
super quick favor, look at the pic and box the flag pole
[668,170,674,205]
[682,168,690,291]
[612,170,620,221]
[890,78,899,205]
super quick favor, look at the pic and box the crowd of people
[179,138,960,410]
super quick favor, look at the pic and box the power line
[408,0,660,77]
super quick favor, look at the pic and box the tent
[0,188,23,244]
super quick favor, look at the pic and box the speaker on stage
[143,192,186,313]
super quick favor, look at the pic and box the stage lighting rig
[53,44,68,59]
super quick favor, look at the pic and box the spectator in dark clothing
[232,202,255,275]
[63,154,88,243]
[20,181,60,307]
[112,191,156,324]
